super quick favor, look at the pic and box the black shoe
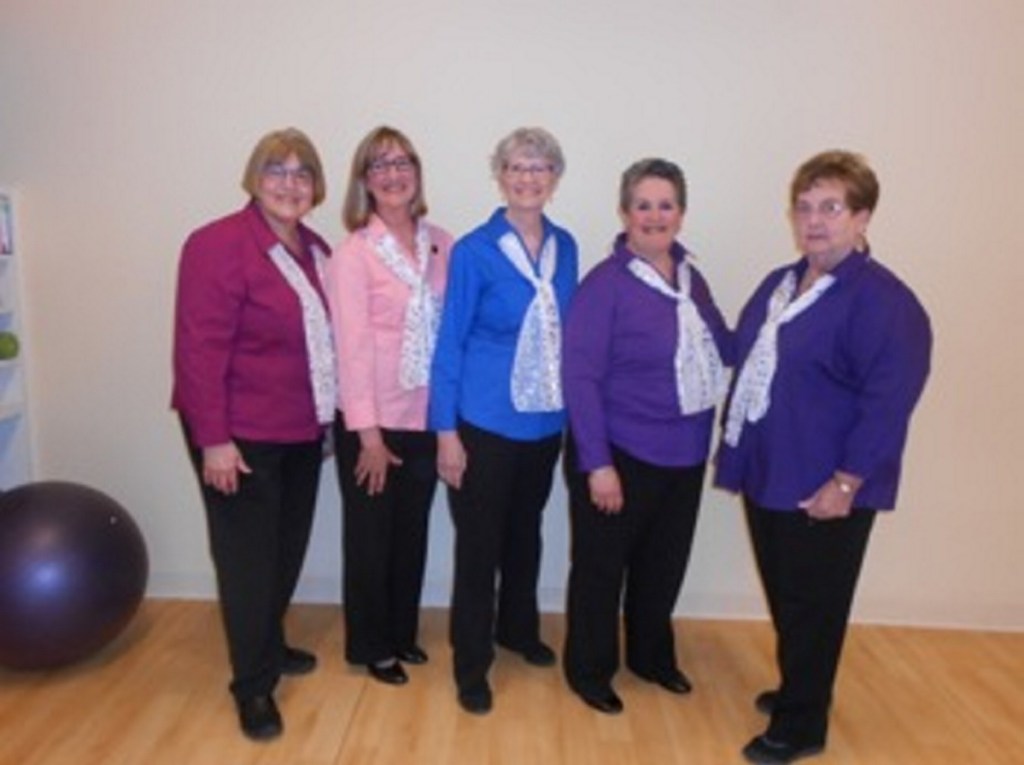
[632,667,693,695]
[742,734,824,764]
[237,694,283,741]
[755,690,779,715]
[498,639,557,667]
[367,660,408,686]
[395,646,429,665]
[457,683,493,715]
[576,688,624,715]
[458,684,493,716]
[281,646,317,676]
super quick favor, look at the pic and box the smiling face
[621,176,684,260]
[497,149,558,215]
[365,141,419,218]
[253,152,315,232]
[791,178,872,271]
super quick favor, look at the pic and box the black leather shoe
[742,734,824,764]
[367,660,408,685]
[655,668,692,694]
[755,690,779,715]
[632,667,693,694]
[395,646,429,665]
[498,639,557,667]
[237,694,283,741]
[577,689,624,715]
[458,683,493,715]
[282,646,317,676]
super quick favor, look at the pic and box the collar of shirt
[244,198,321,259]
[611,231,689,271]
[795,247,871,284]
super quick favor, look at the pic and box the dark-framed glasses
[368,156,416,176]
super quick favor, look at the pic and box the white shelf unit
[0,188,32,490]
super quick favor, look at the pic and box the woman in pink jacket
[327,126,452,686]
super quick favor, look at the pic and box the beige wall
[1,0,1021,628]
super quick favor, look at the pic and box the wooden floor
[1,600,1021,764]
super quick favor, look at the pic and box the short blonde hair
[490,127,566,179]
[241,127,326,206]
[342,126,428,232]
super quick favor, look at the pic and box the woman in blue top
[429,127,578,715]
[716,151,931,764]
[562,159,732,714]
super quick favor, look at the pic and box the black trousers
[183,422,322,701]
[563,436,705,696]
[334,414,437,664]
[448,421,562,692]
[745,497,876,746]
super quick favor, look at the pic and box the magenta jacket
[172,200,331,447]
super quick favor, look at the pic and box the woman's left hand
[798,472,862,520]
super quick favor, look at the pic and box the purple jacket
[714,250,932,510]
[172,201,331,446]
[563,236,733,471]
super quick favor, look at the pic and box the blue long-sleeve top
[563,236,734,472]
[714,250,932,510]
[428,208,578,441]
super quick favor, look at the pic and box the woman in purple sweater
[562,158,732,715]
[172,128,335,742]
[716,151,931,764]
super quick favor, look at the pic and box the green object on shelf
[0,331,19,360]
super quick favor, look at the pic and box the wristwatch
[833,475,855,494]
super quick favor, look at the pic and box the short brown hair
[619,158,687,213]
[241,127,326,206]
[342,126,428,232]
[790,150,879,213]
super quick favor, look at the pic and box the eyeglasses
[503,163,554,178]
[262,163,315,186]
[793,199,849,220]
[368,157,416,176]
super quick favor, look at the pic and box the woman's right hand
[437,431,467,489]
[588,466,624,514]
[355,427,402,496]
[202,441,252,495]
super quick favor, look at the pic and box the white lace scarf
[372,223,441,390]
[723,269,835,446]
[267,242,338,425]
[626,256,728,415]
[498,231,563,412]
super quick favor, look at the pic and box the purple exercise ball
[0,481,148,670]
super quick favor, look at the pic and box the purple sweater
[714,250,932,510]
[563,236,733,471]
[172,201,331,447]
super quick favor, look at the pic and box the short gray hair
[490,127,566,179]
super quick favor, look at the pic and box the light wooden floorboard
[1,600,1021,764]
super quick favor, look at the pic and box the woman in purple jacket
[716,151,931,764]
[562,158,732,715]
[172,128,335,742]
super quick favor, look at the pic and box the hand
[202,441,252,495]
[588,466,624,514]
[355,428,402,495]
[798,472,862,520]
[437,431,467,490]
